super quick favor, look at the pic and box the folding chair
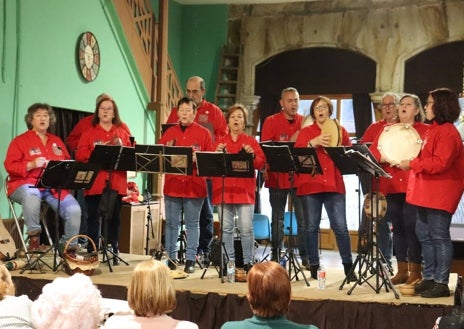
[252,213,271,261]
[283,211,299,253]
[4,176,54,268]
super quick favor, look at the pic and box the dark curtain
[257,95,281,138]
[352,93,373,141]
[51,107,90,151]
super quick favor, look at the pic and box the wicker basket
[63,235,99,276]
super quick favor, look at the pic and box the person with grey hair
[4,103,81,252]
[31,273,103,329]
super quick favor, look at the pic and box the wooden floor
[11,248,457,307]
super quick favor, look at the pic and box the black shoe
[113,256,120,266]
[343,263,357,283]
[301,258,311,271]
[421,283,450,298]
[184,260,195,273]
[243,263,253,273]
[310,265,319,279]
[168,259,177,270]
[414,279,435,294]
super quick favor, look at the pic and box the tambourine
[321,118,342,146]
[363,192,387,219]
[377,123,422,165]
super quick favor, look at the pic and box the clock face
[78,32,100,82]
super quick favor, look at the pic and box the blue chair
[252,213,271,260]
[283,211,298,236]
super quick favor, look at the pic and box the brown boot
[27,234,48,253]
[391,261,409,285]
[404,262,422,285]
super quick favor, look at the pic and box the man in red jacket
[166,76,228,262]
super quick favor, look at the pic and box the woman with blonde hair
[0,262,34,328]
[221,261,318,328]
[103,259,198,328]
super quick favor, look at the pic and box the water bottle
[227,260,235,283]
[161,251,169,267]
[279,256,287,268]
[197,250,204,267]
[317,265,326,289]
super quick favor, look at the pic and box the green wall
[0,0,154,219]
[0,0,228,220]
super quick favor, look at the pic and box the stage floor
[11,249,456,307]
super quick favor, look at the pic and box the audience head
[0,262,15,299]
[427,88,461,124]
[31,273,103,329]
[92,93,122,126]
[24,103,56,130]
[127,259,177,317]
[246,261,291,318]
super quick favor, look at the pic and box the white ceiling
[175,0,311,4]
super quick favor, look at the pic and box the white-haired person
[31,273,103,329]
[103,259,198,329]
[0,262,34,328]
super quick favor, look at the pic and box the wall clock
[78,31,100,82]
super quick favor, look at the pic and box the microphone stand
[144,189,155,256]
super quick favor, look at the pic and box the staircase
[215,45,240,112]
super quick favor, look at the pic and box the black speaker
[209,238,243,268]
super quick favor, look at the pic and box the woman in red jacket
[213,104,265,273]
[398,88,464,298]
[75,95,131,265]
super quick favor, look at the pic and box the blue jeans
[218,203,255,264]
[10,184,81,246]
[387,194,422,264]
[300,192,353,265]
[198,179,213,253]
[165,196,203,262]
[416,206,453,284]
[294,195,307,259]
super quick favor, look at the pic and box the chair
[283,211,298,236]
[4,176,54,267]
[252,213,271,261]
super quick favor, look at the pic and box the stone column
[239,95,261,136]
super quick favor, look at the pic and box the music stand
[89,145,133,271]
[196,151,254,282]
[335,148,399,299]
[261,144,313,287]
[22,160,100,273]
[135,146,193,263]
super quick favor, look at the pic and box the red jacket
[75,124,131,196]
[66,115,131,154]
[369,122,430,195]
[406,121,464,214]
[294,122,351,196]
[158,122,213,198]
[360,119,387,144]
[166,100,228,143]
[4,130,72,199]
[260,111,304,189]
[211,133,265,205]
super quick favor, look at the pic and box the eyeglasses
[381,103,396,108]
[314,105,329,111]
[99,106,114,111]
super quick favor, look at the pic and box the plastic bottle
[279,256,287,268]
[161,251,169,267]
[227,260,235,283]
[197,250,204,267]
[317,265,326,289]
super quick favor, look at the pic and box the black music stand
[335,148,399,299]
[89,145,133,272]
[261,144,316,287]
[196,151,254,283]
[134,144,164,256]
[22,160,100,273]
[135,145,193,264]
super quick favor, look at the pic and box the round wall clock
[78,31,100,82]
